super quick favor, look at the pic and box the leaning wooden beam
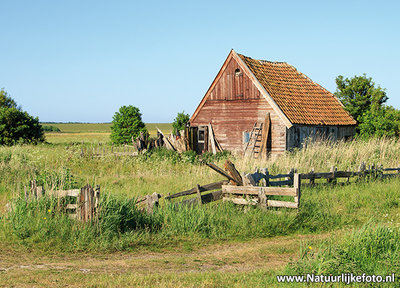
[179,190,223,206]
[205,162,239,184]
[224,160,243,186]
[165,180,227,200]
[208,123,217,155]
[156,127,176,151]
[259,112,270,159]
[243,173,256,186]
[214,137,223,152]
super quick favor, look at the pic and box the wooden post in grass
[328,166,337,184]
[258,188,267,209]
[36,186,43,199]
[261,168,269,187]
[359,162,366,180]
[310,168,315,185]
[287,168,294,185]
[95,185,100,219]
[293,173,301,208]
[146,192,162,214]
[196,184,202,205]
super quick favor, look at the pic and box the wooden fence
[222,173,301,209]
[163,180,228,207]
[26,181,100,222]
[161,161,400,211]
[160,160,302,209]
[244,162,400,187]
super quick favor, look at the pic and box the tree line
[0,73,399,146]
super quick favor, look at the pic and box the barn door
[197,126,208,153]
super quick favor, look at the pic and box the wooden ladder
[244,122,263,158]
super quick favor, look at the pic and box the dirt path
[0,233,329,277]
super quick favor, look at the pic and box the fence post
[258,187,267,209]
[78,186,86,222]
[84,186,89,222]
[310,168,315,185]
[196,184,202,205]
[36,186,43,199]
[146,192,161,213]
[294,173,301,208]
[95,185,100,211]
[261,168,269,187]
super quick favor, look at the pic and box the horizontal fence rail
[246,163,400,187]
[222,173,301,209]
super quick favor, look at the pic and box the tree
[358,106,400,138]
[335,74,388,122]
[110,105,147,144]
[0,89,44,145]
[335,74,400,138]
[0,89,18,109]
[172,111,190,135]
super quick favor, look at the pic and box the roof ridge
[237,53,287,65]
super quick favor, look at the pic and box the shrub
[0,107,44,145]
[41,125,61,132]
[172,111,190,135]
[110,105,147,144]
[0,89,44,145]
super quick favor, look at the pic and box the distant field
[41,123,173,144]
[41,123,172,134]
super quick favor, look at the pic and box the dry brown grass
[234,137,400,174]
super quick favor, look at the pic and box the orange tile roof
[238,54,356,126]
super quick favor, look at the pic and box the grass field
[42,123,173,144]
[42,122,172,134]
[1,128,400,287]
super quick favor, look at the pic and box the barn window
[235,68,241,76]
[197,126,208,153]
[243,131,250,144]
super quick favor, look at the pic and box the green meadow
[1,129,400,287]
[41,122,173,144]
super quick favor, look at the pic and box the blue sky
[1,0,399,123]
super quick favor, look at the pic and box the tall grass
[2,177,400,252]
[235,137,400,174]
[286,223,400,278]
[2,137,400,252]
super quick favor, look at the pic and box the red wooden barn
[188,50,356,158]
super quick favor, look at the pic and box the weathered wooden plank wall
[191,56,286,155]
[286,125,356,150]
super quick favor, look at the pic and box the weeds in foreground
[286,223,400,278]
[2,177,400,252]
